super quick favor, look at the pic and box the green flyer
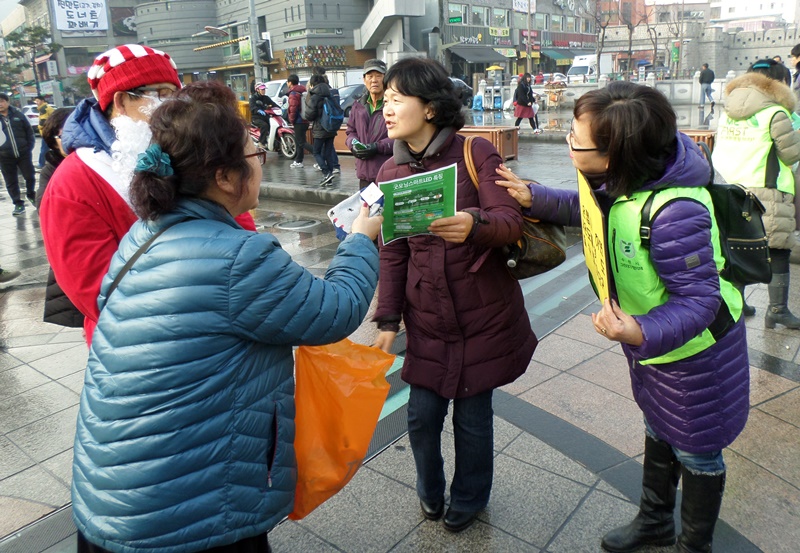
[379,164,458,244]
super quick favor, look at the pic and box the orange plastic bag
[288,338,393,519]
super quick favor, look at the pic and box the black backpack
[639,141,771,286]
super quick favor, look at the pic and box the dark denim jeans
[0,153,36,206]
[644,417,725,475]
[312,136,336,174]
[407,385,494,511]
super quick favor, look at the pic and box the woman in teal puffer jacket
[72,81,383,553]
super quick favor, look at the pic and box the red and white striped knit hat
[87,44,181,111]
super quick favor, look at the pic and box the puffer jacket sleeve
[627,199,722,361]
[770,110,800,166]
[468,138,526,247]
[523,184,582,227]
[229,231,379,345]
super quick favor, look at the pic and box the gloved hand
[257,110,266,116]
[353,142,379,159]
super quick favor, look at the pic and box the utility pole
[526,0,532,74]
[677,0,684,76]
[248,0,261,83]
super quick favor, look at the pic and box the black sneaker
[319,173,335,186]
[12,204,25,216]
[27,197,36,208]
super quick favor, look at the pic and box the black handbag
[463,136,567,279]
[640,140,771,286]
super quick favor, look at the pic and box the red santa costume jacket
[40,147,256,345]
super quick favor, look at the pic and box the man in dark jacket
[249,82,280,146]
[0,93,36,216]
[698,63,715,107]
[286,74,308,168]
[345,59,393,188]
[305,74,339,186]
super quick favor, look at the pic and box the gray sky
[0,0,20,29]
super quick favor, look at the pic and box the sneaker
[332,168,340,174]
[533,129,543,135]
[319,172,335,186]
[12,204,25,216]
[27,197,36,208]
[710,101,715,108]
[0,269,21,284]
[290,161,304,168]
[313,163,322,171]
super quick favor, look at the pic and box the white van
[567,54,613,83]
[262,78,308,106]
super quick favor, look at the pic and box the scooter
[250,106,296,160]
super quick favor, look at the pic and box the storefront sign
[489,27,510,37]
[53,0,108,31]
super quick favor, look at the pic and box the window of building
[565,16,575,32]
[551,15,562,32]
[337,3,340,18]
[309,3,313,18]
[323,3,327,18]
[291,6,294,20]
[471,6,489,26]
[492,8,509,27]
[285,7,288,22]
[448,3,468,24]
[534,13,548,30]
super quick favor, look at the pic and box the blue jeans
[644,418,725,475]
[407,385,494,511]
[700,83,714,105]
[312,136,336,175]
[38,137,49,167]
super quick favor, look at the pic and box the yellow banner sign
[489,27,510,37]
[577,170,610,302]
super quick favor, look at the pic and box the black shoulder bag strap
[105,224,175,299]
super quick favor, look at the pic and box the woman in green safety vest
[496,81,749,553]
[712,58,800,329]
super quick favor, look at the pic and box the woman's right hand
[351,203,383,241]
[495,165,533,208]
[374,331,396,353]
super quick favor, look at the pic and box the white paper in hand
[327,183,384,240]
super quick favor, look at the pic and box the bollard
[646,73,656,87]
[598,74,609,88]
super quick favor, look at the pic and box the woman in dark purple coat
[497,82,749,553]
[373,58,537,533]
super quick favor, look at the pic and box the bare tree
[590,1,616,71]
[638,4,659,67]
[619,1,647,75]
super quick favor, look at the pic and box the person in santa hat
[39,45,257,346]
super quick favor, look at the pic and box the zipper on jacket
[611,227,619,273]
[2,116,20,158]
[266,401,279,488]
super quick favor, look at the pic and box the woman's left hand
[496,165,533,208]
[592,299,644,346]
[428,212,474,243]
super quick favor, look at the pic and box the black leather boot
[765,273,800,329]
[601,436,680,552]
[674,469,725,553]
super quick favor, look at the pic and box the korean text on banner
[379,164,458,244]
[577,170,610,302]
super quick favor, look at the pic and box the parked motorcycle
[250,106,296,160]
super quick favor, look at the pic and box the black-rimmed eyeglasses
[567,120,599,152]
[245,149,267,165]
[127,86,178,101]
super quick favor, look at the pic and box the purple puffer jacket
[374,129,538,399]
[525,134,749,453]
[345,96,393,183]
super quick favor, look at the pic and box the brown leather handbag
[463,136,567,279]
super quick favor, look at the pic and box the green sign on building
[449,16,462,23]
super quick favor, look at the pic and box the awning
[206,62,254,71]
[448,45,508,64]
[35,53,52,63]
[194,36,249,52]
[540,49,573,65]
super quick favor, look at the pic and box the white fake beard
[109,102,161,190]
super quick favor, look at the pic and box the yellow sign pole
[577,170,610,302]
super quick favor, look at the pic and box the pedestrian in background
[713,58,800,328]
[513,73,541,134]
[790,44,800,106]
[0,92,36,216]
[698,63,715,108]
[497,81,748,553]
[373,57,537,534]
[345,58,393,188]
[71,79,382,553]
[249,81,280,147]
[286,74,308,168]
[34,95,54,168]
[772,55,792,86]
[305,74,338,186]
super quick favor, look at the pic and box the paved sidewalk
[1,120,798,553]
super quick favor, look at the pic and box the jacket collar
[62,98,117,156]
[392,127,456,166]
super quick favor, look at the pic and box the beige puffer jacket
[721,73,800,249]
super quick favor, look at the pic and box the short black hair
[574,81,677,198]
[287,74,299,85]
[791,44,800,57]
[383,57,465,130]
[42,107,73,151]
[748,58,790,82]
[308,74,326,87]
[0,93,8,101]
[35,95,46,101]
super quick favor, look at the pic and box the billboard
[53,0,109,32]
[110,7,136,37]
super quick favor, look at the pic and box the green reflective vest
[607,187,742,365]
[713,104,795,195]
